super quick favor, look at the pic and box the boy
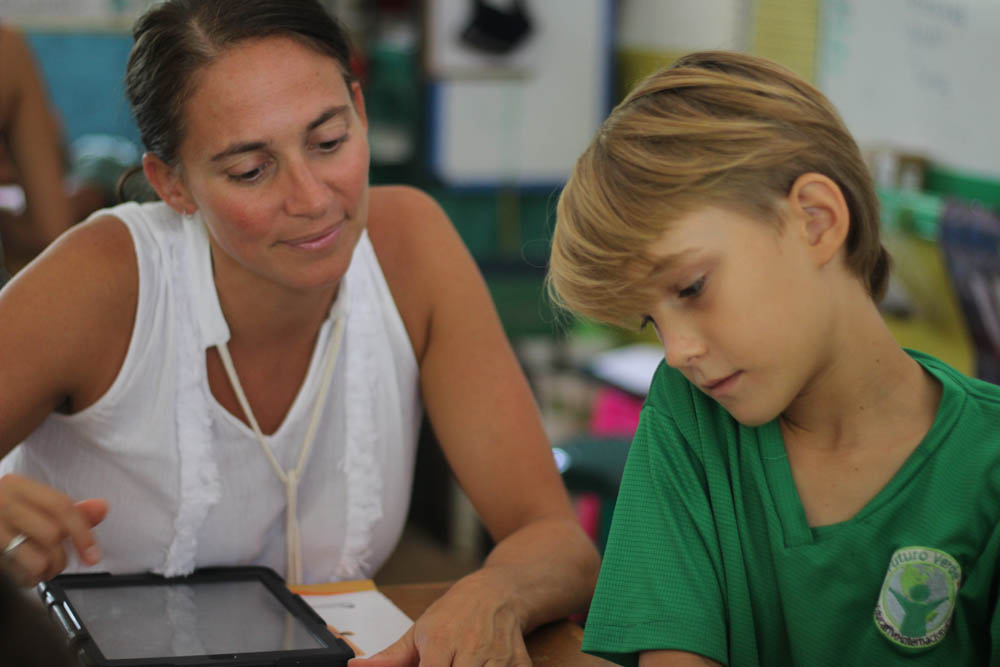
[548,51,1000,666]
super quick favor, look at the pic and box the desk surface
[380,581,614,666]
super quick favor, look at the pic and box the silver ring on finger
[2,533,28,558]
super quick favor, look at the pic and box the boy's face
[642,205,836,426]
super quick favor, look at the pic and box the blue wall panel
[26,31,139,145]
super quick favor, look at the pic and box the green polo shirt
[583,350,1000,666]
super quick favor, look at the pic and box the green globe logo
[874,547,961,649]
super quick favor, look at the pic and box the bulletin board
[426,0,615,189]
[818,0,1000,180]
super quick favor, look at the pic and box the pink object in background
[573,492,602,543]
[588,387,643,437]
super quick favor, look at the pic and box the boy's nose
[661,330,705,369]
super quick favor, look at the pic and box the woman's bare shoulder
[368,183,448,237]
[10,215,139,372]
[11,213,136,296]
[48,213,137,287]
[367,184,465,266]
[365,185,476,360]
[0,213,139,408]
[14,211,138,335]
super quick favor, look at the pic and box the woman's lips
[282,221,344,251]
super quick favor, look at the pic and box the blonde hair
[548,50,890,328]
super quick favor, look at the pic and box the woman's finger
[0,475,104,571]
[2,476,103,565]
[70,498,107,563]
[0,493,68,548]
[1,532,51,586]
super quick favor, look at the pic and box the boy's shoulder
[909,349,1000,413]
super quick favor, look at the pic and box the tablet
[36,566,355,667]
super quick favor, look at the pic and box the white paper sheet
[302,590,413,657]
[587,343,664,396]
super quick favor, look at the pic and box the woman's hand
[349,570,532,667]
[0,473,107,586]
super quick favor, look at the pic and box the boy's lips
[702,371,742,395]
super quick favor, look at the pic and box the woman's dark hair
[124,0,355,168]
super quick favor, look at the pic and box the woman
[0,1,599,664]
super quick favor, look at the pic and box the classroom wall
[818,0,1000,181]
[26,31,139,145]
[16,2,1000,354]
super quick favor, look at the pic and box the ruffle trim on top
[160,215,222,576]
[336,255,384,580]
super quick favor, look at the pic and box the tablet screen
[64,579,326,660]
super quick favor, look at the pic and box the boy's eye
[678,276,706,299]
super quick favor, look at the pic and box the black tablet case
[37,566,354,667]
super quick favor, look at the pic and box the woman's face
[172,35,370,293]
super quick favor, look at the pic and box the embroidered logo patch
[874,547,961,649]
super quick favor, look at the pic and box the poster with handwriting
[818,0,1000,179]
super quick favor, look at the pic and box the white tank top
[2,202,421,583]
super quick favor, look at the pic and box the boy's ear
[786,172,850,267]
[142,152,196,215]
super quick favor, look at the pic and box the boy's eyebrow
[647,248,699,280]
[209,105,350,162]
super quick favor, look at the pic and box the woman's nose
[283,161,330,218]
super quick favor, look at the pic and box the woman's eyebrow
[305,105,349,132]
[210,141,267,162]
[209,105,351,162]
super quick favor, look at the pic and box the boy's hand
[0,473,107,586]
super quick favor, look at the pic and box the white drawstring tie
[215,313,345,586]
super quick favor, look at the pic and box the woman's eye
[315,135,346,152]
[227,162,270,183]
[678,276,706,299]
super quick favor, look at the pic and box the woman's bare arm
[362,185,600,665]
[0,214,136,583]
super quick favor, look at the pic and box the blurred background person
[0,24,76,285]
[0,24,133,286]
